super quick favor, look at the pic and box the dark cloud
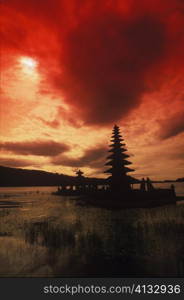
[169,151,184,161]
[1,0,184,126]
[158,111,184,139]
[59,14,166,125]
[0,140,70,156]
[0,158,37,168]
[52,145,107,169]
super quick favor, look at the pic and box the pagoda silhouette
[55,124,176,208]
[105,125,134,193]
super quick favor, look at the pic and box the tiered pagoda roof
[105,125,134,191]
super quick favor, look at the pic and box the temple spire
[105,125,134,192]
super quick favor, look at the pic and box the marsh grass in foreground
[0,193,183,277]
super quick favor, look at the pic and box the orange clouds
[0,140,70,156]
[0,0,184,179]
[51,145,107,169]
[158,111,184,140]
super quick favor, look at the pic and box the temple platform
[53,188,177,209]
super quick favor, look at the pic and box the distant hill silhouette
[0,166,75,187]
[0,165,139,187]
[0,166,108,187]
[176,177,184,182]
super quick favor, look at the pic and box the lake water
[0,182,184,277]
[1,181,184,196]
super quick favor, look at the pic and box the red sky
[0,0,184,179]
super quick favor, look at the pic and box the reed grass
[0,192,183,277]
